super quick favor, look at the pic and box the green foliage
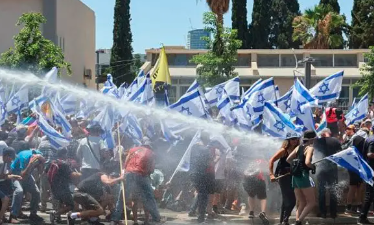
[292,5,346,49]
[231,0,248,49]
[356,47,374,100]
[349,0,374,49]
[132,54,143,76]
[269,0,301,49]
[110,0,134,86]
[248,0,272,49]
[0,12,71,76]
[190,12,242,87]
[319,0,344,48]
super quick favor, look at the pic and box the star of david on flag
[310,71,344,104]
[345,93,369,126]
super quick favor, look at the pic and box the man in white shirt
[77,124,106,180]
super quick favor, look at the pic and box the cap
[346,125,356,130]
[365,119,372,124]
[303,130,317,140]
[285,132,301,139]
[86,123,104,133]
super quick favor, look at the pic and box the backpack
[47,160,64,184]
[290,145,306,177]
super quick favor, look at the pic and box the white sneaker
[239,206,247,216]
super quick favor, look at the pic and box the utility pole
[300,57,314,89]
[95,49,105,91]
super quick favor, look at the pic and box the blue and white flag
[120,113,143,146]
[242,78,263,100]
[127,73,154,105]
[205,77,240,105]
[262,102,303,139]
[325,146,374,186]
[186,80,199,93]
[210,133,231,153]
[6,84,29,122]
[173,130,201,174]
[345,93,369,126]
[169,89,208,118]
[49,100,72,138]
[217,90,237,126]
[102,74,120,99]
[117,82,128,98]
[275,85,280,100]
[58,93,78,115]
[310,71,344,104]
[351,97,357,111]
[243,78,276,126]
[316,110,327,135]
[291,79,318,114]
[160,119,183,145]
[36,113,70,149]
[275,86,293,113]
[91,106,115,149]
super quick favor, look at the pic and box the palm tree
[292,5,346,49]
[204,0,230,55]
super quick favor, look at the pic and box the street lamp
[298,57,315,89]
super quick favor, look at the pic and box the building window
[258,54,280,67]
[334,54,357,67]
[168,86,177,104]
[337,86,349,111]
[310,54,333,67]
[167,54,196,66]
[342,79,351,85]
[235,54,251,67]
[281,54,303,67]
[180,86,189,96]
[179,78,195,85]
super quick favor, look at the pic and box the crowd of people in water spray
[0,69,374,225]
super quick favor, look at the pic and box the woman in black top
[269,137,299,225]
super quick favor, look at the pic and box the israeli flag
[58,93,78,115]
[91,106,115,149]
[210,133,231,153]
[275,85,280,100]
[291,79,318,114]
[316,110,327,135]
[173,130,201,173]
[242,78,263,100]
[244,78,276,125]
[127,73,154,105]
[217,90,237,126]
[6,84,29,122]
[205,77,240,105]
[160,119,183,145]
[262,102,303,139]
[310,71,344,104]
[117,82,128,99]
[186,80,200,93]
[120,113,143,146]
[36,112,70,149]
[275,86,293,113]
[169,89,208,118]
[231,104,253,130]
[49,100,72,138]
[122,77,139,100]
[345,93,369,126]
[325,147,374,186]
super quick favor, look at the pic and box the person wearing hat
[11,125,30,154]
[313,128,341,219]
[111,137,165,225]
[342,125,356,146]
[286,130,317,225]
[77,123,107,181]
[358,125,374,224]
[269,135,300,225]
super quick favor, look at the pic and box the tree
[292,5,346,49]
[0,13,71,76]
[349,0,374,49]
[232,0,248,49]
[319,0,344,48]
[190,12,241,87]
[110,0,134,86]
[269,0,301,49]
[356,47,374,100]
[205,0,230,55]
[132,54,143,76]
[248,0,272,49]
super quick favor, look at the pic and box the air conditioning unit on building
[84,69,92,79]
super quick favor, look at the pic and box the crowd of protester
[0,103,373,225]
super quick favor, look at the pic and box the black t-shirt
[314,137,342,171]
[363,136,374,168]
[352,136,366,156]
[190,144,212,176]
[78,172,104,200]
[51,161,72,193]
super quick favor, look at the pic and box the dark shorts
[73,192,102,210]
[52,187,74,209]
[214,179,225,193]
[349,171,363,186]
[243,176,267,200]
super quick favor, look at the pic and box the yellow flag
[151,47,171,88]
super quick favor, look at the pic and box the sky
[81,0,354,54]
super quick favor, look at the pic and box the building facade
[142,47,369,111]
[187,29,210,50]
[0,0,96,88]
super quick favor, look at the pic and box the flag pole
[117,122,128,225]
[312,158,326,165]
